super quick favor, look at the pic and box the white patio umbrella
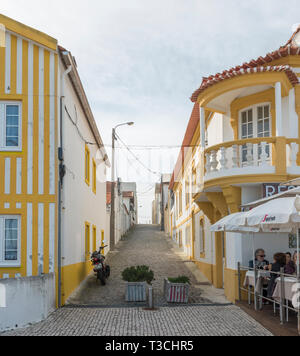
[210,212,259,233]
[245,196,300,276]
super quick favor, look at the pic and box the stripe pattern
[0,29,57,279]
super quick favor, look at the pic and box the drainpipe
[58,59,72,308]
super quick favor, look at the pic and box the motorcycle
[91,245,110,285]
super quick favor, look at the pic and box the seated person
[249,249,269,270]
[267,253,286,298]
[284,252,296,275]
[293,251,300,274]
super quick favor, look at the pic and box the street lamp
[110,122,134,251]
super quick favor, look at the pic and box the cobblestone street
[67,224,212,306]
[1,225,272,336]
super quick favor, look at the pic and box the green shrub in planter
[122,266,155,285]
[168,276,190,285]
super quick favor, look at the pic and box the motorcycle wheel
[97,271,106,285]
[106,265,111,278]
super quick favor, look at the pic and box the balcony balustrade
[202,137,300,181]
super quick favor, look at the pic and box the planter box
[125,282,147,302]
[164,279,189,304]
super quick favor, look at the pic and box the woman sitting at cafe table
[293,251,300,269]
[267,253,287,298]
[285,252,296,275]
[249,249,269,270]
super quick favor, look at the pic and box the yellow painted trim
[204,173,292,190]
[206,192,228,218]
[224,267,248,303]
[44,50,50,195]
[10,34,17,94]
[32,202,38,276]
[260,55,300,68]
[195,201,214,223]
[92,225,97,252]
[61,260,93,305]
[0,42,5,93]
[199,216,206,259]
[230,88,276,140]
[33,44,39,196]
[174,207,201,230]
[196,72,293,107]
[0,14,57,51]
[92,158,96,194]
[54,53,59,307]
[85,145,90,186]
[222,186,241,214]
[85,222,91,261]
[44,203,49,274]
[294,86,300,165]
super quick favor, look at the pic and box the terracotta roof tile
[191,65,298,102]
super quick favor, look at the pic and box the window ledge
[0,263,21,268]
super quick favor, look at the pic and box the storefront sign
[263,183,297,198]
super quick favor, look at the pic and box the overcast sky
[1,0,300,222]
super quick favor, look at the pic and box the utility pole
[110,122,134,252]
[161,175,164,231]
[110,128,116,251]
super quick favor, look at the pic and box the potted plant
[122,266,154,302]
[164,276,190,304]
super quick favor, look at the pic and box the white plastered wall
[59,60,108,267]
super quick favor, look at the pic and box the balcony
[203,137,300,182]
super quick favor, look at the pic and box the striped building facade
[0,15,58,282]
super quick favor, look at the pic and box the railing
[237,262,300,333]
[203,137,300,180]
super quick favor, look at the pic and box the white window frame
[0,101,22,152]
[239,102,272,165]
[0,215,21,267]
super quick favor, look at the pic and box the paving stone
[1,305,272,336]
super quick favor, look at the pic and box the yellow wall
[224,268,248,303]
[61,261,93,305]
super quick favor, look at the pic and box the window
[199,217,205,257]
[92,159,96,194]
[0,216,21,266]
[185,225,191,246]
[179,230,183,247]
[0,102,22,151]
[92,225,97,252]
[239,104,271,164]
[85,222,90,260]
[85,146,90,185]
[185,178,190,208]
[192,168,196,195]
[179,186,183,215]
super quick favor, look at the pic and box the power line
[104,144,195,150]
[64,105,97,146]
[115,132,161,178]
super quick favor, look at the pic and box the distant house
[106,180,137,244]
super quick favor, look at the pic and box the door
[240,104,271,165]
